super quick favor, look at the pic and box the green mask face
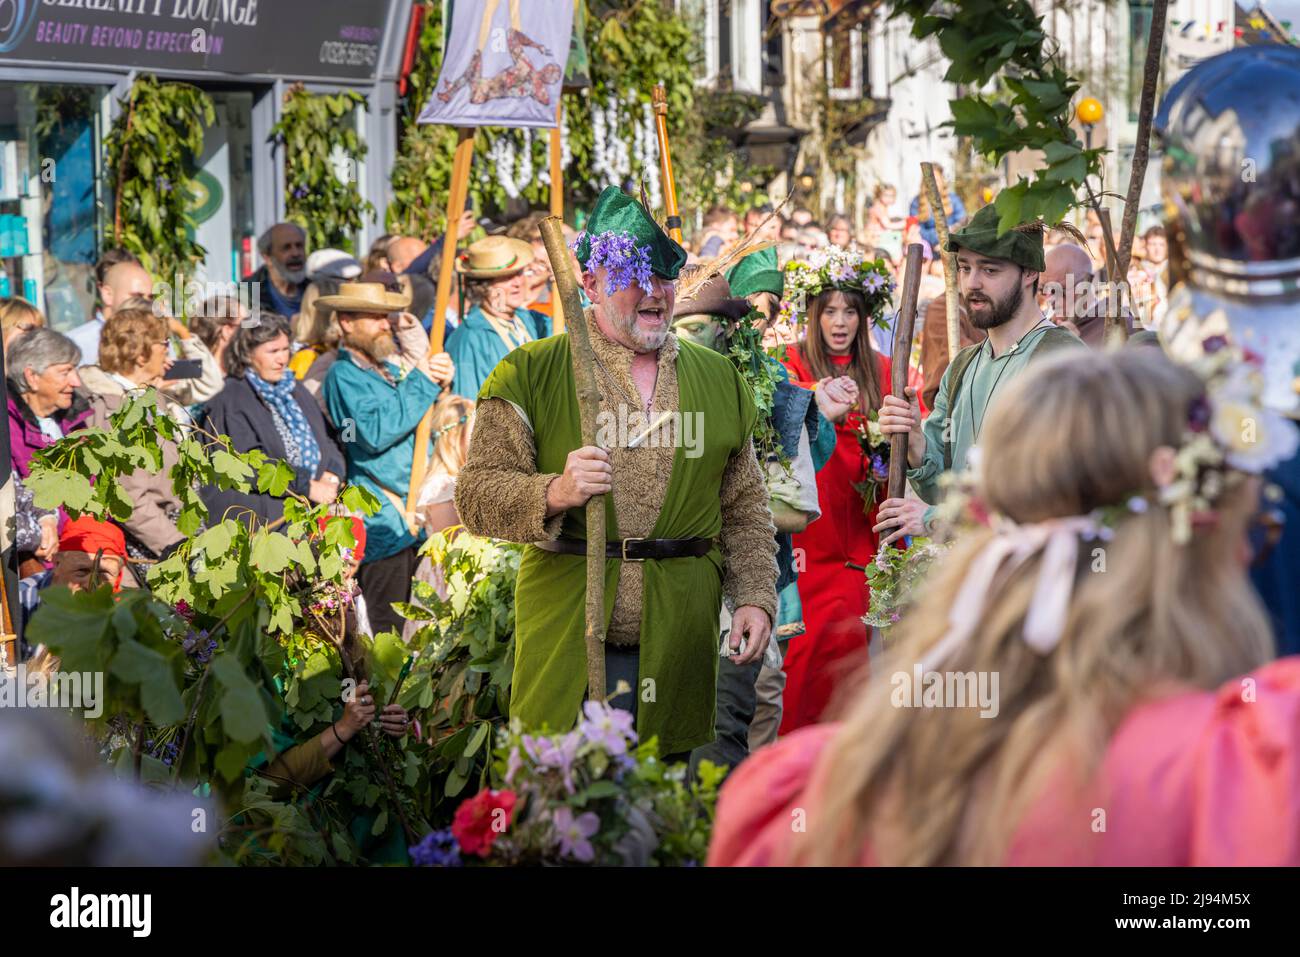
[672,315,725,352]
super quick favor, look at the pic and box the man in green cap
[727,246,784,321]
[874,203,1084,539]
[455,187,778,759]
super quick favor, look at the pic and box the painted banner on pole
[418,0,574,129]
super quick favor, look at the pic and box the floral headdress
[777,245,894,332]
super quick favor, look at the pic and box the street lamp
[1076,96,1104,150]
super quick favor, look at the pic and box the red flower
[451,789,517,858]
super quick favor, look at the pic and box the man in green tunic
[455,188,778,758]
[875,205,1084,541]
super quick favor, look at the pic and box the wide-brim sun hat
[455,236,534,279]
[314,282,412,314]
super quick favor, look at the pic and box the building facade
[0,0,417,331]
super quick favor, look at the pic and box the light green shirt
[908,319,1082,524]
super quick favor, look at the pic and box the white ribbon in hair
[919,515,1101,672]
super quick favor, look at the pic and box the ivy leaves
[891,0,1100,232]
[271,85,374,254]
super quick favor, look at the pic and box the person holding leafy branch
[777,247,896,733]
[671,267,826,768]
[456,187,778,761]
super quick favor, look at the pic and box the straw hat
[455,236,534,279]
[315,281,411,314]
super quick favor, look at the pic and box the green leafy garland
[102,75,214,286]
[726,309,787,472]
[271,84,374,254]
[889,0,1103,231]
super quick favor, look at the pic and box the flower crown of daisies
[570,230,655,297]
[931,334,1299,545]
[777,246,894,329]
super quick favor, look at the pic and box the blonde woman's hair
[0,297,43,334]
[292,280,342,350]
[430,393,475,478]
[796,348,1274,866]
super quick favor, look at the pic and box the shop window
[730,0,764,93]
[826,24,867,100]
[0,83,107,333]
[676,0,720,85]
[193,90,256,285]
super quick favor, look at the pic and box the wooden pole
[1116,0,1169,282]
[1098,207,1130,347]
[651,83,683,244]
[549,100,566,335]
[539,216,606,702]
[920,162,960,367]
[888,244,925,502]
[405,128,474,533]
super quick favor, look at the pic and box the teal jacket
[446,305,551,400]
[322,349,442,563]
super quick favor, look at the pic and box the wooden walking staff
[888,244,926,502]
[405,128,475,534]
[920,162,961,365]
[651,84,684,244]
[549,100,567,334]
[539,215,606,701]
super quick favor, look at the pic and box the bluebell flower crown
[570,230,656,297]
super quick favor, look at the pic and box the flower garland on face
[570,230,655,296]
[777,245,895,335]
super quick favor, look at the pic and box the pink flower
[552,806,600,863]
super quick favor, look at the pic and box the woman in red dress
[780,285,891,733]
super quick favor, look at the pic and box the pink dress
[708,658,1300,866]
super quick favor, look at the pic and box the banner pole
[406,127,474,533]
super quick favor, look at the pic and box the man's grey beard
[602,301,669,353]
[965,282,1024,331]
[273,259,307,286]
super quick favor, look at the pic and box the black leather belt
[536,536,714,561]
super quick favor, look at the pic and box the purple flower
[832,263,856,283]
[292,185,309,200]
[585,230,655,296]
[410,828,462,867]
[183,629,216,664]
[525,731,582,792]
[155,175,171,192]
[863,272,886,293]
[1187,395,1212,433]
[1202,334,1229,354]
[504,745,524,785]
[552,806,600,863]
[578,700,637,755]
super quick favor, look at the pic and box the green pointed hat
[573,187,687,285]
[726,246,784,299]
[944,203,1045,273]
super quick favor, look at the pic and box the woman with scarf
[199,312,345,526]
